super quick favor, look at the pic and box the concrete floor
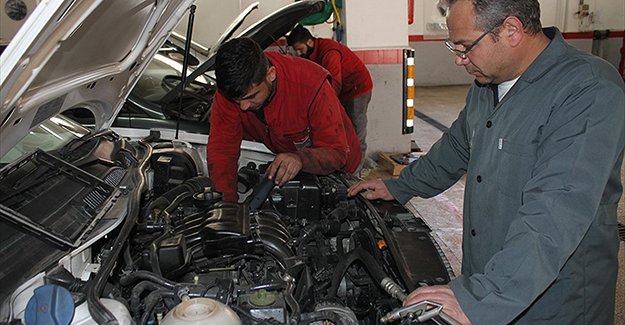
[404,85,625,324]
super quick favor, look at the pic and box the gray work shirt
[386,27,625,324]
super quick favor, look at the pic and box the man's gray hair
[439,0,542,34]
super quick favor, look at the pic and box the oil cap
[25,284,75,325]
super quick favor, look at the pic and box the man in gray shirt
[348,0,625,323]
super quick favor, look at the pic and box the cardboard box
[378,152,427,176]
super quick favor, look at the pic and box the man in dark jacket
[207,37,361,202]
[348,0,625,324]
[287,25,372,169]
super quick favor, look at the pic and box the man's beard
[300,44,314,58]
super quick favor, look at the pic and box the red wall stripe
[562,31,625,39]
[409,35,444,42]
[354,49,404,65]
[408,31,624,42]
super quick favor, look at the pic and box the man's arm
[294,81,353,174]
[320,49,343,96]
[207,93,243,202]
[385,107,471,204]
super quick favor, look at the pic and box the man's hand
[347,179,395,200]
[404,285,471,325]
[266,153,303,186]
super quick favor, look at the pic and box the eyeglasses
[444,25,498,59]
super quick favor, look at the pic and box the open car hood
[0,0,194,158]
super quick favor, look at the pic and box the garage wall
[343,0,412,155]
[410,0,625,86]
[409,0,625,35]
[343,0,408,49]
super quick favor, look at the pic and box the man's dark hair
[441,0,542,36]
[286,24,314,46]
[215,37,269,100]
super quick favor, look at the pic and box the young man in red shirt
[287,25,373,169]
[207,37,361,202]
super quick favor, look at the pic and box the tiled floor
[403,85,625,323]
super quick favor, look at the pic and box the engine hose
[123,245,133,271]
[160,191,193,220]
[129,281,169,317]
[119,270,177,289]
[328,247,388,298]
[139,290,177,325]
[86,144,150,325]
[328,205,348,221]
[248,177,275,210]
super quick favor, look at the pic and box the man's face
[235,66,276,112]
[446,0,506,84]
[292,39,314,58]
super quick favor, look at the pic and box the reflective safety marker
[403,49,415,134]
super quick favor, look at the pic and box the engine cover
[200,202,250,257]
[270,173,320,222]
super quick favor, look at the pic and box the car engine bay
[0,131,453,325]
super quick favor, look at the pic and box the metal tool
[380,299,461,325]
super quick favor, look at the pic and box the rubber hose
[130,281,169,316]
[329,247,388,298]
[87,147,149,325]
[119,270,177,289]
[248,177,274,210]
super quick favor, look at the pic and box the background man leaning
[287,25,372,170]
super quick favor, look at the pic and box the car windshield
[132,47,211,105]
[0,116,89,164]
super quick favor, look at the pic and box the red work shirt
[207,52,362,201]
[309,38,373,102]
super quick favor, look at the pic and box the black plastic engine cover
[151,148,198,197]
[158,234,187,275]
[373,200,453,290]
[200,202,251,257]
[270,173,320,222]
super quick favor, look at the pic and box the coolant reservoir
[72,299,132,325]
[161,298,241,325]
